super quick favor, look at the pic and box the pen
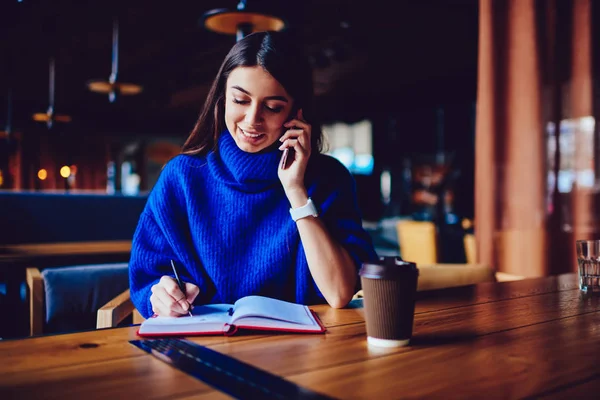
[170,259,193,317]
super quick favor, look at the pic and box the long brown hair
[181,31,323,156]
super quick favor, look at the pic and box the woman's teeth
[241,129,262,138]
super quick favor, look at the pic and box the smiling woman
[128,31,378,319]
[225,66,292,153]
[181,30,321,156]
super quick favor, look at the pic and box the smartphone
[280,147,292,169]
[279,107,299,170]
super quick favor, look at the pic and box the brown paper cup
[360,257,419,347]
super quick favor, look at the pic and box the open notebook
[137,295,326,337]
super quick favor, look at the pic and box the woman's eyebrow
[231,85,289,102]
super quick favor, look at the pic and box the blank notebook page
[232,296,315,325]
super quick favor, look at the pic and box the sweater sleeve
[315,157,379,278]
[128,207,177,318]
[129,156,208,318]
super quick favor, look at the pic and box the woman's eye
[232,98,281,113]
[265,105,283,113]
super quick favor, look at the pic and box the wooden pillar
[476,0,547,277]
[571,0,595,258]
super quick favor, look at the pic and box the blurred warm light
[0,171,3,186]
[462,218,473,230]
[37,169,48,180]
[32,113,72,123]
[70,165,78,175]
[32,113,47,122]
[59,166,71,178]
[87,81,143,95]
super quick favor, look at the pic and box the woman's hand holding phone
[278,109,312,204]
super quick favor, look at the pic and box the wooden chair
[394,220,525,287]
[26,263,144,336]
[396,220,438,264]
[464,233,476,264]
[97,290,146,329]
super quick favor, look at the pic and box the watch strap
[289,198,319,222]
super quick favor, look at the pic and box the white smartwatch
[289,198,319,222]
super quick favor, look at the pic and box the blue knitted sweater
[129,131,377,318]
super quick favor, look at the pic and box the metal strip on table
[130,338,336,400]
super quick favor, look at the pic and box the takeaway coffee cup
[359,256,419,347]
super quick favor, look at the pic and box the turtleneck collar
[207,130,283,192]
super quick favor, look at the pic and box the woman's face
[224,66,295,153]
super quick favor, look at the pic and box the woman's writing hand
[278,109,311,196]
[150,276,200,317]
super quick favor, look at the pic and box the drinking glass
[576,240,600,292]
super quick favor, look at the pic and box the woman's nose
[244,103,263,124]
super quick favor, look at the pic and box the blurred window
[322,119,374,175]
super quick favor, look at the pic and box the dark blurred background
[0,0,478,222]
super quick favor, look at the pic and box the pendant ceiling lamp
[87,18,142,102]
[32,58,72,129]
[202,0,287,42]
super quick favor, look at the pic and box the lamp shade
[202,0,287,41]
[32,108,72,129]
[203,9,286,35]
[87,81,143,96]
[32,111,72,123]
[32,59,72,129]
[87,18,143,102]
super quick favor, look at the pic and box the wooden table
[1,273,599,399]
